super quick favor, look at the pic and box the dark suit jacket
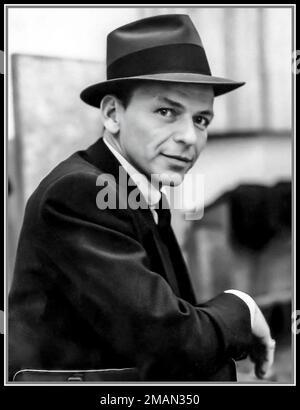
[9,137,252,382]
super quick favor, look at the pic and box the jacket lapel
[83,137,196,303]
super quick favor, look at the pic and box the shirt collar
[103,137,161,208]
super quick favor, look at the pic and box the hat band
[107,44,212,80]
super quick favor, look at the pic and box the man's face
[115,82,214,186]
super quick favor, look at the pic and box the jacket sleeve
[40,171,252,380]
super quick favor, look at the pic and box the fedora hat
[80,14,245,108]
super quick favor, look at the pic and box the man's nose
[173,118,198,146]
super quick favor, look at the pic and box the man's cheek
[193,147,202,162]
[196,138,207,156]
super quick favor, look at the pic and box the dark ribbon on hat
[107,44,211,80]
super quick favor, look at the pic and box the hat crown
[107,14,203,66]
[80,14,245,108]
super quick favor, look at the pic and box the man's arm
[225,290,276,378]
[39,171,254,380]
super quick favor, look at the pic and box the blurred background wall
[7,6,293,382]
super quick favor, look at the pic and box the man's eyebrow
[198,109,214,120]
[156,96,184,109]
[156,96,214,118]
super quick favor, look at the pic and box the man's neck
[102,133,161,208]
[103,130,124,157]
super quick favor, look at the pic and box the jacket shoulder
[37,149,101,195]
[25,150,137,238]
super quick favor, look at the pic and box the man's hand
[249,304,276,379]
[225,290,276,379]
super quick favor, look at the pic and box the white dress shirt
[103,137,161,223]
[103,137,256,327]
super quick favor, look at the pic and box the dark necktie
[155,192,171,230]
[154,192,196,302]
[154,193,182,296]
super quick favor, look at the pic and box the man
[9,14,275,382]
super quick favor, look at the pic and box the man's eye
[156,108,175,118]
[194,116,209,128]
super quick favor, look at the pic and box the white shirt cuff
[224,289,256,328]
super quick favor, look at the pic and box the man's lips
[160,153,193,163]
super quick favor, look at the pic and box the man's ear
[100,95,122,134]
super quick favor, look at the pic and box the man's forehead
[133,82,214,106]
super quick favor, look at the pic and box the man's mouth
[161,153,193,163]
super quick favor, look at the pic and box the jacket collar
[102,138,161,208]
[84,137,156,225]
[85,136,123,181]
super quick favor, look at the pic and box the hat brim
[80,73,245,108]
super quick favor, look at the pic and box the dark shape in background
[230,182,291,251]
[184,180,292,382]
